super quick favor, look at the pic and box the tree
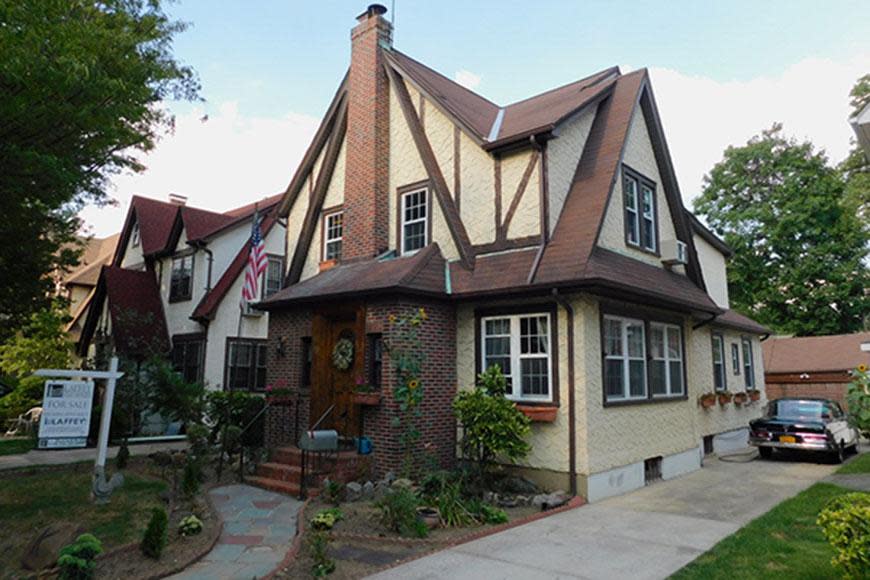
[694,124,869,336]
[0,0,199,337]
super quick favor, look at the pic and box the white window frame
[731,342,740,375]
[480,312,553,403]
[742,337,755,389]
[323,210,343,261]
[603,315,648,402]
[400,187,428,255]
[624,175,640,245]
[131,223,140,248]
[640,183,656,252]
[650,322,683,397]
[262,255,284,299]
[712,333,727,392]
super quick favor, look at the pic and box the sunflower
[858,364,868,373]
[419,308,428,320]
[388,314,397,324]
[407,379,419,390]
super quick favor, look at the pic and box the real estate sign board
[38,380,94,449]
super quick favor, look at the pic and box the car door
[828,402,854,446]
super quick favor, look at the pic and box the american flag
[241,210,267,308]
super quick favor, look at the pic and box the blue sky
[82,0,870,235]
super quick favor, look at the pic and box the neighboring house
[257,5,770,502]
[763,332,870,406]
[78,194,286,392]
[60,233,119,341]
[850,100,870,157]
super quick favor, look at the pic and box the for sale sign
[38,380,94,449]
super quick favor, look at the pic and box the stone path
[824,473,870,491]
[0,440,187,471]
[170,484,302,580]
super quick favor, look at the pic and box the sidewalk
[0,440,188,471]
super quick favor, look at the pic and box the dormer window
[131,223,140,248]
[400,186,428,255]
[323,210,343,261]
[170,252,193,302]
[623,166,657,253]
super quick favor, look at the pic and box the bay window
[481,312,552,402]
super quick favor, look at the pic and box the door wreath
[332,337,354,371]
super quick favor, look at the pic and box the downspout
[552,288,577,497]
[692,312,717,331]
[188,240,214,292]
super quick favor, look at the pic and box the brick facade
[264,307,312,448]
[765,381,849,407]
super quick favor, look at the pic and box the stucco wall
[694,233,730,308]
[598,106,679,268]
[546,108,595,234]
[457,132,496,246]
[120,220,145,269]
[159,228,207,337]
[501,149,541,240]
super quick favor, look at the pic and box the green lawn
[0,437,34,455]
[836,451,870,474]
[671,483,851,580]
[0,465,167,572]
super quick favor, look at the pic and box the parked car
[749,397,860,463]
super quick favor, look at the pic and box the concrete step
[256,462,302,484]
[271,446,303,465]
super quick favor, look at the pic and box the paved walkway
[0,440,188,470]
[170,484,303,580]
[371,447,866,580]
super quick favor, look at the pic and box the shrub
[322,479,344,506]
[375,488,427,538]
[432,479,473,528]
[178,515,203,537]
[115,439,130,470]
[181,457,200,498]
[817,492,870,579]
[141,507,169,559]
[453,366,531,486]
[477,503,508,525]
[311,508,344,531]
[57,534,102,580]
[308,529,335,577]
[845,366,870,438]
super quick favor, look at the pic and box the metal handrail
[310,404,335,432]
[299,404,336,499]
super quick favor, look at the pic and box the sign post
[35,356,125,503]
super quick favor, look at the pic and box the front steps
[247,445,371,498]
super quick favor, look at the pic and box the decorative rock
[362,480,375,499]
[497,495,520,508]
[21,523,82,571]
[499,475,541,495]
[345,481,363,502]
[391,478,413,490]
[373,481,389,499]
[383,471,397,484]
[533,490,570,510]
[483,491,497,504]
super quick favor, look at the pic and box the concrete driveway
[370,448,863,580]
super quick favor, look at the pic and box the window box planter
[516,405,558,422]
[717,392,733,406]
[266,395,294,406]
[352,392,382,406]
[319,258,337,272]
[748,389,761,402]
[733,392,749,406]
[698,393,717,409]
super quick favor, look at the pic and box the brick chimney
[342,4,392,261]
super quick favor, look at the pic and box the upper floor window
[400,187,428,254]
[169,253,193,302]
[742,337,755,389]
[131,223,140,248]
[323,210,343,261]
[481,312,552,403]
[263,255,284,298]
[712,333,726,392]
[623,167,657,253]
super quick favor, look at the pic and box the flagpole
[237,203,260,343]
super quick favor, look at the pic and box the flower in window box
[733,392,749,406]
[265,383,294,405]
[698,392,717,409]
[352,376,381,406]
[717,391,733,406]
[747,389,762,402]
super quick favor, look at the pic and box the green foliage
[115,439,130,470]
[694,124,869,336]
[434,479,474,527]
[143,356,205,425]
[140,507,168,559]
[311,508,344,531]
[846,367,870,438]
[322,479,345,506]
[375,488,427,538]
[477,503,508,525]
[0,0,199,332]
[308,529,336,577]
[453,366,532,485]
[57,533,103,580]
[181,456,200,498]
[178,515,203,537]
[817,492,870,579]
[205,390,266,448]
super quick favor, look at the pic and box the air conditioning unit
[661,239,688,266]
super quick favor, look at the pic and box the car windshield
[770,400,833,420]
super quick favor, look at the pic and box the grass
[671,482,852,580]
[0,464,167,569]
[836,451,870,474]
[0,437,34,455]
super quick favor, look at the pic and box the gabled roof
[686,211,733,258]
[763,332,870,374]
[714,309,770,335]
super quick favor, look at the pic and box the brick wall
[765,382,849,407]
[265,307,312,447]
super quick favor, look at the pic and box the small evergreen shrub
[181,456,200,497]
[115,439,130,470]
[178,515,203,536]
[141,507,169,559]
[817,492,870,580]
[375,488,427,538]
[57,534,102,580]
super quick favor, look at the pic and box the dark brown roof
[129,196,180,256]
[102,266,169,356]
[763,332,870,374]
[259,244,447,308]
[714,309,770,335]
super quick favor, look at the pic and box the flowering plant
[354,376,376,393]
[846,364,870,438]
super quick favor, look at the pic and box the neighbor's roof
[64,233,120,287]
[763,332,870,374]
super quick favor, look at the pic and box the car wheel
[758,447,773,459]
[831,442,845,464]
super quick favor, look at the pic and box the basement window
[644,456,663,485]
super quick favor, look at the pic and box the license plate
[779,435,796,444]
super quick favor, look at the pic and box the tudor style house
[78,193,286,394]
[257,4,770,501]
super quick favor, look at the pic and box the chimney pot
[358,3,387,22]
[168,193,187,206]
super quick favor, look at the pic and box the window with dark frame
[263,256,284,298]
[400,188,428,254]
[604,315,647,401]
[712,333,726,392]
[169,253,193,301]
[171,336,204,384]
[481,312,552,402]
[226,339,267,391]
[131,223,140,248]
[731,343,740,375]
[323,211,343,261]
[623,167,657,253]
[650,323,684,397]
[299,337,313,389]
[742,337,755,389]
[369,334,383,388]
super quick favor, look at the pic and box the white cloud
[643,53,869,206]
[79,103,320,237]
[455,69,482,90]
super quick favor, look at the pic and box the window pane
[669,361,684,394]
[403,221,426,252]
[629,360,646,397]
[485,336,510,356]
[605,359,624,399]
[626,322,644,357]
[520,358,548,396]
[651,325,664,359]
[265,258,283,297]
[714,362,724,391]
[604,318,622,356]
[624,176,637,209]
[642,216,655,249]
[650,360,667,395]
[520,316,548,355]
[667,327,681,359]
[485,318,510,335]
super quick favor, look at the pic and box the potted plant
[717,391,733,406]
[352,377,381,406]
[698,392,717,409]
[265,383,294,405]
[416,506,440,529]
[733,392,749,406]
[748,389,761,402]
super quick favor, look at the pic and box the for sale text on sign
[38,380,94,449]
